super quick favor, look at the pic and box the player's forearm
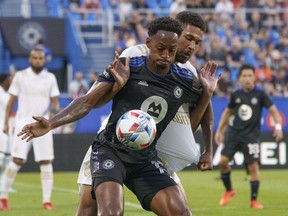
[49,82,112,129]
[200,103,214,152]
[49,96,91,129]
[190,95,212,132]
[269,105,282,124]
[93,83,122,108]
[216,108,231,133]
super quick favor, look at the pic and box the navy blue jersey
[97,56,202,163]
[226,85,273,138]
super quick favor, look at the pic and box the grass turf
[1,169,287,216]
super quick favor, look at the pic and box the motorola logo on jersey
[147,102,162,118]
[238,104,253,121]
[141,96,168,124]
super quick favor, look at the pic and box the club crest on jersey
[102,160,115,170]
[251,97,258,105]
[174,86,183,99]
[235,98,241,103]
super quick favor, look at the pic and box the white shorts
[77,104,200,186]
[77,146,92,185]
[0,130,9,154]
[12,122,54,162]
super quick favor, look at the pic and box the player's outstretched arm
[214,108,232,145]
[269,104,283,142]
[197,103,214,171]
[18,79,114,142]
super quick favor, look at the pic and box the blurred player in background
[0,74,12,184]
[214,64,283,209]
[0,49,60,211]
[18,17,219,215]
[76,11,215,215]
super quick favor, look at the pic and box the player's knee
[98,207,123,216]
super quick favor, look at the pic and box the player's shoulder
[253,85,266,93]
[176,61,198,78]
[171,63,196,80]
[120,55,146,67]
[120,44,149,58]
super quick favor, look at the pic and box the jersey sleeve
[98,57,127,83]
[120,45,149,58]
[8,73,20,96]
[261,91,273,108]
[227,92,236,109]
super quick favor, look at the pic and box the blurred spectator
[207,35,227,70]
[215,0,235,19]
[68,71,89,99]
[214,67,233,97]
[255,61,272,83]
[249,12,263,33]
[35,38,52,62]
[119,0,133,22]
[88,71,98,88]
[80,0,102,20]
[132,0,148,9]
[227,37,245,82]
[170,0,187,18]
[270,67,288,96]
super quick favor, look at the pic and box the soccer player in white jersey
[0,49,60,211]
[0,74,12,182]
[76,11,215,215]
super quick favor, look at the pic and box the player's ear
[146,37,151,49]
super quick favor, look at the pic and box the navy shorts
[90,141,177,211]
[222,131,260,164]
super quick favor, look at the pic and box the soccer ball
[116,110,157,150]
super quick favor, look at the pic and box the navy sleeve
[97,57,127,83]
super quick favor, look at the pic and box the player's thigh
[91,143,126,213]
[76,184,97,216]
[241,141,260,164]
[222,133,241,159]
[32,132,54,162]
[0,130,8,153]
[125,159,177,211]
[151,185,191,216]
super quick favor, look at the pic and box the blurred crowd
[68,0,288,98]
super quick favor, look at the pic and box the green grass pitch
[2,169,287,216]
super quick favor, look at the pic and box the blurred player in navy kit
[215,64,283,209]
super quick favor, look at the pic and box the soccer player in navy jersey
[215,64,283,209]
[18,17,219,215]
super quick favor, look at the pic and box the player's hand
[17,116,51,142]
[3,123,9,135]
[198,61,221,96]
[197,150,213,171]
[108,51,130,90]
[273,129,283,142]
[214,131,224,145]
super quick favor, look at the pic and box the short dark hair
[238,64,255,77]
[147,16,183,37]
[176,11,206,33]
[0,73,10,84]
